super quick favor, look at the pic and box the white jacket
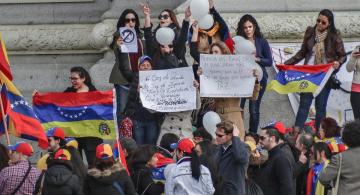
[346,48,360,84]
[164,157,215,195]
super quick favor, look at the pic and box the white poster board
[119,27,138,53]
[139,67,197,112]
[199,54,256,97]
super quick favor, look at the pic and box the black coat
[254,144,295,195]
[84,164,136,195]
[43,162,83,195]
[130,165,164,195]
[215,136,249,195]
[144,20,189,70]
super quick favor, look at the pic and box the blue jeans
[133,120,159,145]
[295,85,332,131]
[241,80,267,134]
[114,84,129,123]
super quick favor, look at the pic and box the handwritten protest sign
[200,54,257,97]
[139,67,196,112]
[119,27,138,53]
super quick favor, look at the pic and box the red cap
[46,127,65,140]
[8,142,33,157]
[54,149,71,161]
[175,138,195,153]
[262,121,287,135]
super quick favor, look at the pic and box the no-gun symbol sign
[119,27,138,53]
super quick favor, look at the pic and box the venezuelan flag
[0,71,48,149]
[267,64,334,97]
[33,90,117,140]
[0,33,12,81]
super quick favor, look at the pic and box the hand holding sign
[119,27,138,53]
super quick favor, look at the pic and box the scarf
[314,29,328,64]
[199,22,220,37]
[128,39,144,72]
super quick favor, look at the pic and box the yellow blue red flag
[32,90,117,139]
[267,64,334,97]
[0,71,48,149]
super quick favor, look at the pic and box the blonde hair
[210,41,231,55]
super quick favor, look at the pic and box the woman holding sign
[190,23,246,139]
[109,9,145,125]
[235,14,273,134]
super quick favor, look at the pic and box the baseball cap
[170,138,195,154]
[46,127,65,140]
[262,121,287,135]
[54,149,71,161]
[8,142,33,157]
[96,143,113,159]
[138,55,152,66]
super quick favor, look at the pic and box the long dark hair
[0,143,9,171]
[157,9,180,30]
[196,140,221,192]
[182,149,201,181]
[116,9,141,36]
[236,14,263,39]
[318,9,337,34]
[70,66,96,91]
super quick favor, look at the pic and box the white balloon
[190,0,209,20]
[155,27,175,46]
[233,35,256,55]
[198,14,214,30]
[202,111,221,137]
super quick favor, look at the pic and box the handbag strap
[11,161,32,195]
[332,153,343,195]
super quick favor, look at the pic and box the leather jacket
[284,26,347,74]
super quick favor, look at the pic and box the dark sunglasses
[259,136,268,140]
[158,14,170,20]
[125,18,136,23]
[316,19,327,26]
[160,44,174,48]
[215,133,226,138]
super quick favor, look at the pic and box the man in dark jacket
[214,120,249,195]
[255,127,295,195]
[42,149,83,195]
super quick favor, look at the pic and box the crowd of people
[1,0,360,194]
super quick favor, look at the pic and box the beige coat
[215,98,245,139]
[319,147,360,195]
[346,48,360,84]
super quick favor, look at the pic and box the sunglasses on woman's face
[160,45,174,48]
[316,19,327,26]
[125,18,136,24]
[158,14,170,20]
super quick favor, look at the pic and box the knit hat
[96,143,113,159]
[46,127,65,140]
[54,149,71,161]
[171,138,195,154]
[262,121,287,135]
[8,142,33,157]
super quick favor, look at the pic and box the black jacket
[254,144,295,195]
[42,162,83,195]
[215,136,249,195]
[144,20,189,70]
[130,164,164,195]
[84,164,136,195]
